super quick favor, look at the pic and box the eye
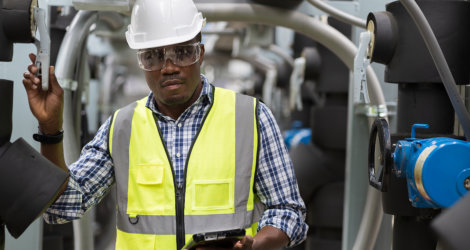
[174,47,186,57]
[155,49,164,61]
[141,51,153,64]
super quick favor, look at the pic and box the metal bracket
[262,68,277,108]
[289,57,306,111]
[58,78,78,91]
[33,7,51,91]
[355,104,389,118]
[353,31,372,104]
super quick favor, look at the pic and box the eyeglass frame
[136,42,202,71]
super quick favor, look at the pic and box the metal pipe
[399,0,470,141]
[197,3,385,106]
[56,11,98,85]
[352,155,383,250]
[202,28,240,36]
[54,10,127,250]
[54,10,98,250]
[268,44,295,67]
[97,12,126,31]
[196,3,386,249]
[306,0,367,29]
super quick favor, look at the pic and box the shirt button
[177,123,182,128]
[176,152,181,158]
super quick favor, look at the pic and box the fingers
[23,55,63,94]
[27,53,38,75]
[29,53,36,64]
[23,71,41,90]
[234,236,254,250]
[49,66,64,95]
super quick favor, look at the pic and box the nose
[161,58,180,74]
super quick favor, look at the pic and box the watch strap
[33,130,64,144]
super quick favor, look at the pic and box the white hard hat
[125,0,205,50]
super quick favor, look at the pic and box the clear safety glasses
[137,43,201,71]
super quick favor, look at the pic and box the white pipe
[55,10,126,250]
[352,147,383,250]
[55,11,98,250]
[197,3,385,106]
[306,0,367,29]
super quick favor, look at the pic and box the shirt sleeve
[255,102,308,247]
[43,117,115,224]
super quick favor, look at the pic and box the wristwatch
[33,129,64,144]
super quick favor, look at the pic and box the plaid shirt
[44,75,308,247]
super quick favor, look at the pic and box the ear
[199,44,205,66]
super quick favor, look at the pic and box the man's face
[142,39,205,107]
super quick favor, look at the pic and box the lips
[161,78,184,89]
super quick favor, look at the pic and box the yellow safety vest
[109,86,264,250]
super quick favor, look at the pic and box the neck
[155,81,203,120]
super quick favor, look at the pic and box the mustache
[159,75,185,85]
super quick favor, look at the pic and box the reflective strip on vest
[110,87,262,246]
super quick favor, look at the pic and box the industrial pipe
[54,10,126,250]
[197,3,385,106]
[306,0,367,29]
[54,11,98,250]
[196,3,386,249]
[352,156,383,250]
[399,0,470,141]
[0,0,36,61]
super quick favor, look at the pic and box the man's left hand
[233,235,254,249]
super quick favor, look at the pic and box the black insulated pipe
[0,0,36,61]
[397,84,454,135]
[0,80,12,146]
[0,138,68,238]
[399,0,470,141]
[383,1,470,85]
[432,193,470,250]
[367,11,398,65]
[0,222,4,250]
[0,81,69,239]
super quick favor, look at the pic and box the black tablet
[182,228,246,250]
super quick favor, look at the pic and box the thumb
[48,66,63,95]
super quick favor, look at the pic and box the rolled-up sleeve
[255,103,308,247]
[43,117,115,224]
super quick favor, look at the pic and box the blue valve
[392,123,470,208]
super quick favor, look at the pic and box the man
[22,0,307,249]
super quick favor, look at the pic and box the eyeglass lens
[138,43,200,71]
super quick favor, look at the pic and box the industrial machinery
[366,0,470,249]
[4,0,470,249]
[0,0,68,249]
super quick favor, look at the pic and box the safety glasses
[137,43,201,71]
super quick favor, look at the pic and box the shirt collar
[145,74,213,116]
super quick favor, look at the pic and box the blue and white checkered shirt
[44,75,308,247]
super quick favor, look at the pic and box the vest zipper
[152,88,215,249]
[175,184,185,250]
[153,114,187,250]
